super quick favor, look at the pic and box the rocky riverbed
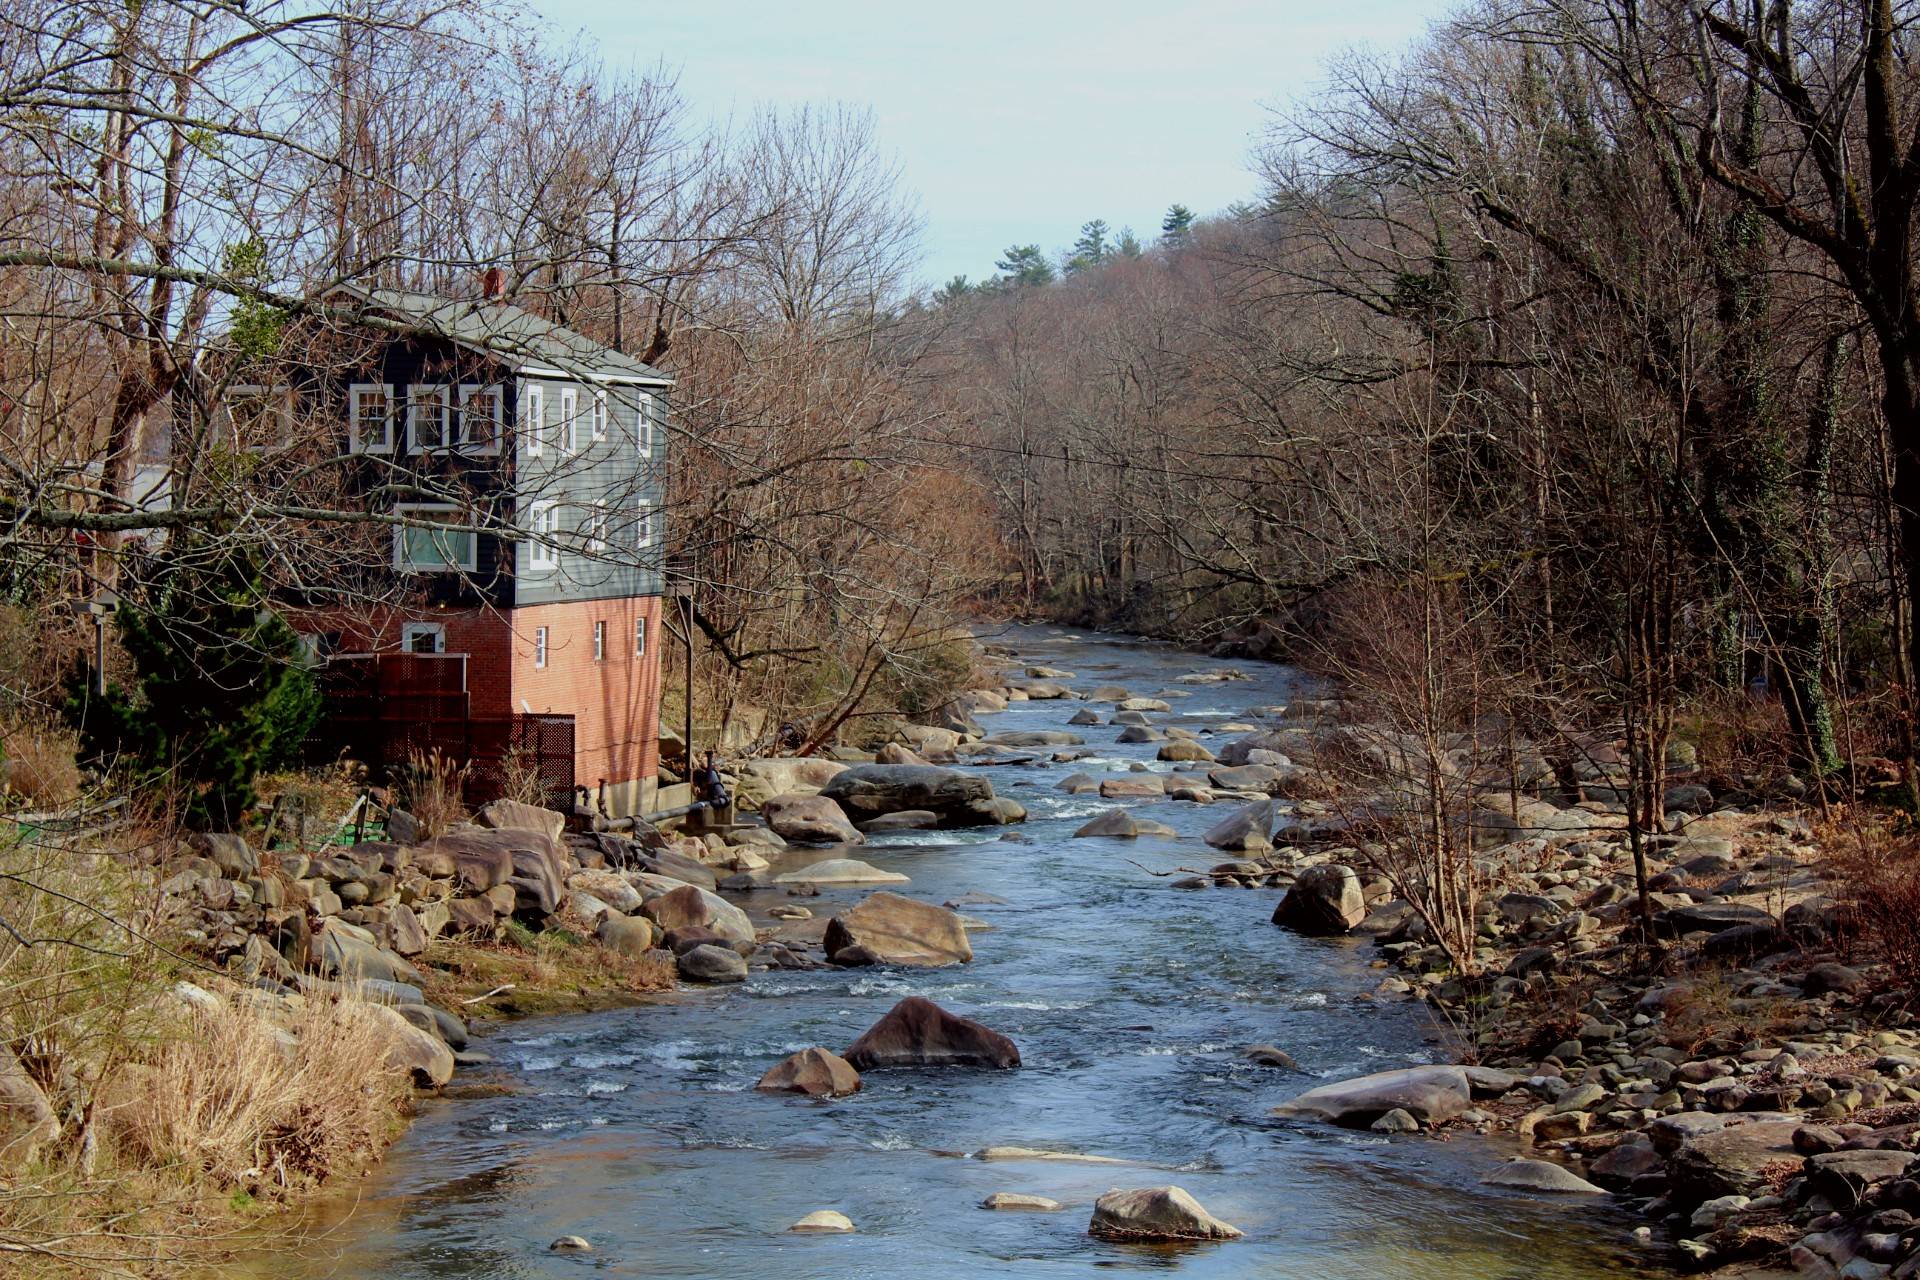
[211,625,1677,1279]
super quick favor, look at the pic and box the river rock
[641,884,754,945]
[549,1236,591,1251]
[762,793,863,845]
[363,1003,455,1087]
[1075,809,1142,838]
[875,742,927,766]
[1069,708,1103,726]
[823,892,971,966]
[677,944,748,983]
[1271,864,1364,935]
[735,758,850,804]
[842,996,1020,1069]
[820,764,1007,828]
[568,869,645,915]
[1481,1159,1609,1194]
[1116,697,1171,713]
[789,1210,854,1233]
[319,929,425,986]
[1273,1065,1474,1128]
[857,810,940,833]
[756,1047,862,1097]
[1204,801,1273,852]
[633,849,720,889]
[1087,1186,1242,1242]
[984,730,1084,748]
[1099,777,1163,798]
[775,859,908,885]
[982,1192,1064,1211]
[1158,741,1215,763]
[478,799,566,842]
[1115,725,1165,744]
[1215,732,1296,767]
[1668,1119,1803,1203]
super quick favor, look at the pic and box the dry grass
[1,725,83,809]
[395,748,469,838]
[0,825,418,1277]
[109,996,411,1191]
[417,930,676,1019]
[1825,820,1920,998]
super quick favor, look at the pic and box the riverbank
[206,626,1653,1279]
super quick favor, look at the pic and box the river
[254,626,1653,1279]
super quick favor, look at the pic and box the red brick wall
[507,596,665,791]
[297,600,665,794]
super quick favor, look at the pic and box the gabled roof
[326,285,674,388]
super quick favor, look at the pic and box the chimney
[480,265,505,300]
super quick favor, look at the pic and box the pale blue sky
[535,1,1449,287]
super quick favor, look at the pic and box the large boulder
[676,944,748,984]
[568,869,644,915]
[595,915,659,958]
[820,764,1006,828]
[1481,1159,1609,1194]
[823,892,971,967]
[762,793,863,845]
[774,859,907,885]
[842,996,1019,1069]
[1204,801,1273,852]
[1272,1065,1474,1128]
[1271,864,1364,935]
[478,799,566,843]
[1087,1187,1242,1242]
[1215,732,1297,767]
[1667,1119,1803,1205]
[364,1003,455,1087]
[756,1047,862,1098]
[734,758,849,805]
[1074,809,1142,838]
[318,928,426,987]
[640,884,753,945]
[982,730,1083,748]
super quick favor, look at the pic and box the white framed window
[400,622,446,654]
[588,499,608,552]
[591,389,608,442]
[633,501,656,549]
[392,504,476,573]
[634,616,647,657]
[533,626,549,670]
[407,384,452,453]
[528,501,559,572]
[349,382,394,453]
[593,620,605,661]
[524,385,546,457]
[223,383,293,451]
[560,387,579,454]
[458,383,503,454]
[636,391,656,456]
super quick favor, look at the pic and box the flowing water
[255,626,1654,1279]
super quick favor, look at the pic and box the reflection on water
[224,626,1657,1280]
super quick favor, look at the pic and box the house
[269,283,674,817]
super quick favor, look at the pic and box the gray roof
[328,286,674,387]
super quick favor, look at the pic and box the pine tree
[66,542,321,829]
[1160,203,1195,243]
[1066,219,1111,274]
[994,244,1055,287]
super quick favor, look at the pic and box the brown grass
[1825,820,1920,999]
[1,725,82,809]
[395,748,469,838]
[109,996,412,1191]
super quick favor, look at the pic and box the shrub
[64,543,321,829]
[0,724,82,808]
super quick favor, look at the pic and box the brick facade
[303,596,666,813]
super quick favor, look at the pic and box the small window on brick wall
[593,620,605,661]
[635,617,647,657]
[534,626,549,670]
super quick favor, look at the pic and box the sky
[532,1,1450,288]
